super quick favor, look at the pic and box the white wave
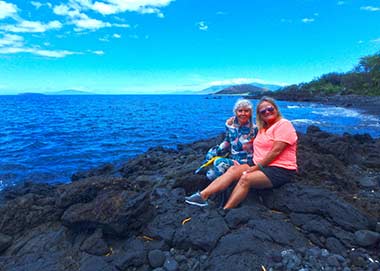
[287,105,300,109]
[291,119,321,125]
[362,115,380,122]
[366,122,380,128]
[311,107,361,118]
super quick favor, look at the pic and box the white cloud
[0,0,18,19]
[113,23,129,28]
[0,42,77,58]
[73,16,111,31]
[92,2,119,15]
[137,6,164,18]
[198,21,208,31]
[6,47,75,57]
[92,50,104,55]
[209,78,253,86]
[207,78,287,87]
[53,4,83,18]
[113,33,121,38]
[301,18,315,23]
[360,6,380,11]
[0,32,77,58]
[53,4,70,15]
[0,33,24,47]
[216,11,227,15]
[0,20,62,33]
[29,48,77,57]
[337,1,345,5]
[189,77,290,92]
[56,0,174,17]
[53,4,130,31]
[31,1,42,9]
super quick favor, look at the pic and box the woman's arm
[257,141,288,167]
[216,116,236,155]
[243,141,288,174]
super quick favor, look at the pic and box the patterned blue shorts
[206,157,234,181]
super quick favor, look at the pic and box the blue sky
[0,0,380,94]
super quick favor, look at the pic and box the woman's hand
[233,160,240,166]
[226,116,235,126]
[242,166,257,175]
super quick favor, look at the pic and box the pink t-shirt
[253,118,298,170]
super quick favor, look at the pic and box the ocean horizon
[1,94,379,190]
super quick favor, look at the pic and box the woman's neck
[264,116,281,129]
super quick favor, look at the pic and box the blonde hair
[255,96,282,130]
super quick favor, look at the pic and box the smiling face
[235,107,252,125]
[258,101,278,126]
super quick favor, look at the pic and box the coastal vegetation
[282,51,380,96]
[217,51,380,97]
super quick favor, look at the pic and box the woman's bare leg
[223,170,272,209]
[200,164,250,200]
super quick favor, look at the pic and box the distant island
[213,84,269,95]
[46,89,96,95]
[17,90,96,96]
[198,82,282,95]
[18,92,46,96]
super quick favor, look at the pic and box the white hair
[233,99,253,115]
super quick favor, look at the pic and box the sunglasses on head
[259,106,275,115]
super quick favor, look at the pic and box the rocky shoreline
[1,126,380,271]
[245,93,380,117]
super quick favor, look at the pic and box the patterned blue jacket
[206,117,257,165]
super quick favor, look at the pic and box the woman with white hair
[196,98,257,188]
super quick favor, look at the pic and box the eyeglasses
[259,106,275,115]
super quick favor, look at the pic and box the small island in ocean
[46,89,96,95]
[17,90,96,96]
[18,92,46,96]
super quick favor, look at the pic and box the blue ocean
[1,94,379,190]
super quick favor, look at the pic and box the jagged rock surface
[0,126,379,271]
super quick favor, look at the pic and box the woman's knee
[237,174,251,189]
[228,164,249,173]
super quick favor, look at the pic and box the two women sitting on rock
[186,96,298,209]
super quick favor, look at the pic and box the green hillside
[282,51,380,96]
[215,84,268,95]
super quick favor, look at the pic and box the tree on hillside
[355,52,380,73]
[280,51,380,96]
[354,52,380,94]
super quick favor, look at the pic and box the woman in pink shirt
[185,96,298,209]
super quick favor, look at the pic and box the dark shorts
[260,166,296,188]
